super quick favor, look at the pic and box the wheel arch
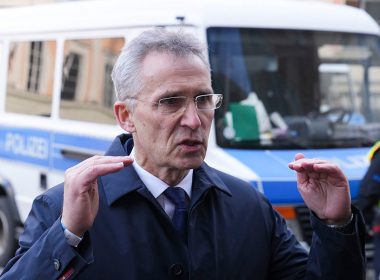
[0,175,22,227]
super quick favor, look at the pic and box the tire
[0,196,18,267]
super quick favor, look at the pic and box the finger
[82,156,133,179]
[312,162,343,175]
[289,158,329,172]
[66,154,105,172]
[288,160,308,171]
[294,153,305,161]
[70,155,133,174]
[66,156,133,186]
[288,154,308,170]
[295,160,339,173]
[87,155,133,167]
[75,161,128,186]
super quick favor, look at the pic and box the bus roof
[0,0,379,37]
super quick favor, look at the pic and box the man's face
[126,52,214,175]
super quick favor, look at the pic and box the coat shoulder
[209,166,269,205]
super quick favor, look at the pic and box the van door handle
[60,147,100,161]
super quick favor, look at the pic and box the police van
[0,0,379,265]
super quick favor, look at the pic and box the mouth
[180,139,203,146]
[178,139,203,152]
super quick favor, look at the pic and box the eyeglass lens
[158,94,222,114]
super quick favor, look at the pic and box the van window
[0,42,2,65]
[6,41,56,117]
[0,42,3,84]
[208,28,380,149]
[60,37,124,124]
[369,66,380,120]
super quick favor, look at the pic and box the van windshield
[208,27,380,149]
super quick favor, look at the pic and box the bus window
[59,37,125,124]
[6,41,56,117]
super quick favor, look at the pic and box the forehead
[140,52,212,96]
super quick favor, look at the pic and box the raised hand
[61,155,133,236]
[288,153,352,225]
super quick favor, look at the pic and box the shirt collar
[130,148,193,198]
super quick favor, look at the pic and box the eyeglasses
[127,93,223,115]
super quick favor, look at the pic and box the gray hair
[111,28,210,107]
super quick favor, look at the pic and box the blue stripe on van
[0,126,50,167]
[256,179,361,204]
[225,147,369,202]
[0,126,112,169]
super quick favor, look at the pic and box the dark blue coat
[1,134,366,279]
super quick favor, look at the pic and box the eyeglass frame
[125,93,223,115]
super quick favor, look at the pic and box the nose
[180,101,201,130]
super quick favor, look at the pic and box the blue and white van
[0,0,379,265]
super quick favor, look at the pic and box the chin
[179,157,204,170]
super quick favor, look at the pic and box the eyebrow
[197,89,214,95]
[159,91,183,98]
[155,88,215,101]
[157,89,214,99]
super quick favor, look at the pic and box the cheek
[200,113,214,129]
[159,115,180,134]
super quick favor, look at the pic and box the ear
[114,101,136,133]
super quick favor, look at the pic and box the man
[1,29,365,279]
[357,141,380,279]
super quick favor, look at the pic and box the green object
[229,103,260,141]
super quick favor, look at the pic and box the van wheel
[0,196,17,267]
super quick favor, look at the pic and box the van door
[0,40,5,110]
[1,40,57,221]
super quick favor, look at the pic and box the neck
[135,155,190,186]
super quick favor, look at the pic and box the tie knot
[164,187,188,209]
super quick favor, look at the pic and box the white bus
[0,0,379,265]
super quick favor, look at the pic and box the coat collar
[100,134,232,206]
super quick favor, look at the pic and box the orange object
[274,206,296,220]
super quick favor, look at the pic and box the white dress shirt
[130,148,193,219]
